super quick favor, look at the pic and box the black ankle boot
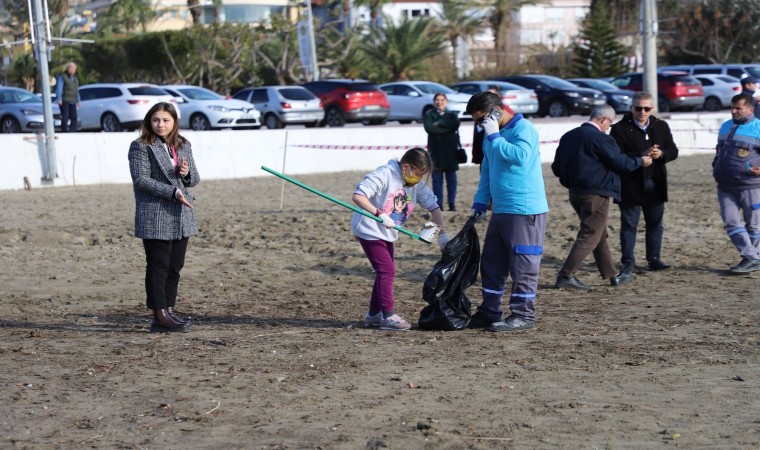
[167,306,190,325]
[150,308,189,333]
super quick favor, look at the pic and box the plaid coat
[128,138,200,240]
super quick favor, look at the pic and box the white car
[378,81,472,123]
[449,80,539,116]
[78,83,178,132]
[232,85,323,129]
[693,74,742,111]
[161,85,261,130]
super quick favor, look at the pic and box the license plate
[594,99,606,105]
[688,88,699,93]
[365,105,380,110]
[241,114,254,119]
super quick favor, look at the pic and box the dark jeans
[432,170,457,209]
[60,102,78,132]
[559,193,617,280]
[619,179,665,265]
[143,238,189,310]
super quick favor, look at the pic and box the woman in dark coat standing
[424,93,461,211]
[128,102,200,333]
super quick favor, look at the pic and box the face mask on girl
[403,166,422,186]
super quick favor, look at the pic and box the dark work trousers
[432,170,457,209]
[143,238,189,310]
[559,193,617,280]
[60,102,78,132]
[619,178,665,265]
[478,213,547,322]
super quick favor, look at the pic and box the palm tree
[98,0,156,35]
[362,15,446,81]
[436,0,484,79]
[352,0,391,28]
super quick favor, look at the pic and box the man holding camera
[610,92,679,276]
[465,91,548,332]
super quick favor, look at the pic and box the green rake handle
[261,166,430,244]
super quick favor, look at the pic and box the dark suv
[302,79,390,127]
[497,74,607,117]
[609,71,704,112]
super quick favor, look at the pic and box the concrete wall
[0,112,726,191]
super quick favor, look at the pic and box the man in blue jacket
[55,62,80,132]
[465,91,548,332]
[713,93,760,273]
[552,104,652,290]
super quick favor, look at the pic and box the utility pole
[641,0,658,111]
[32,0,58,181]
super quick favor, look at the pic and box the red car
[610,71,705,112]
[302,79,390,127]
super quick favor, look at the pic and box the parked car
[161,85,260,130]
[609,71,704,112]
[78,83,178,132]
[0,86,61,133]
[302,79,389,127]
[566,78,635,114]
[692,74,741,111]
[232,85,323,129]
[448,80,539,116]
[496,74,607,117]
[378,81,471,123]
[660,63,760,81]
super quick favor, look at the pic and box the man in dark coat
[552,104,652,290]
[610,92,679,275]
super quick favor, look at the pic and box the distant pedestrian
[713,93,760,273]
[739,77,760,120]
[55,62,80,132]
[610,92,679,275]
[424,93,461,211]
[552,105,652,290]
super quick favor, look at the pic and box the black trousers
[143,238,189,310]
[60,102,78,132]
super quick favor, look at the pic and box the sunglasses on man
[633,106,653,112]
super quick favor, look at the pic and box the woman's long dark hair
[139,102,187,149]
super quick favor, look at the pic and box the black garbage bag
[418,216,481,330]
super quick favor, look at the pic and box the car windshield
[279,88,315,100]
[0,89,41,104]
[177,87,223,100]
[745,67,760,79]
[576,79,619,91]
[533,76,580,89]
[346,83,381,92]
[414,83,456,95]
[128,86,171,96]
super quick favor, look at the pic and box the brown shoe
[150,308,189,333]
[167,306,190,325]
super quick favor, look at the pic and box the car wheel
[101,112,122,132]
[657,95,670,113]
[265,114,283,129]
[547,101,569,117]
[1,116,21,133]
[362,118,388,126]
[703,96,722,112]
[190,114,212,131]
[304,121,319,128]
[324,107,345,127]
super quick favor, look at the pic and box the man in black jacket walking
[610,92,679,275]
[552,104,652,290]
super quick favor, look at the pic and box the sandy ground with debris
[1,153,759,448]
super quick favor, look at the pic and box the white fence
[0,112,726,191]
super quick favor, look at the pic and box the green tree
[352,0,392,28]
[571,1,627,77]
[361,15,446,81]
[318,24,368,79]
[251,15,302,85]
[662,0,760,64]
[436,0,484,79]
[98,0,156,35]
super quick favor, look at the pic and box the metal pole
[32,0,57,180]
[642,0,658,111]
[305,0,319,81]
[261,166,430,244]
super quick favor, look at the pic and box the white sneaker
[380,314,412,331]
[364,312,383,328]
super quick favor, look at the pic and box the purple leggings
[358,238,396,313]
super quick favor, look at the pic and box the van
[660,64,760,81]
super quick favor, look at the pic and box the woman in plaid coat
[128,102,200,332]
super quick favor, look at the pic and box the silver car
[693,74,742,111]
[0,87,61,133]
[378,81,472,123]
[161,85,261,130]
[232,86,324,129]
[78,83,178,132]
[448,80,539,116]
